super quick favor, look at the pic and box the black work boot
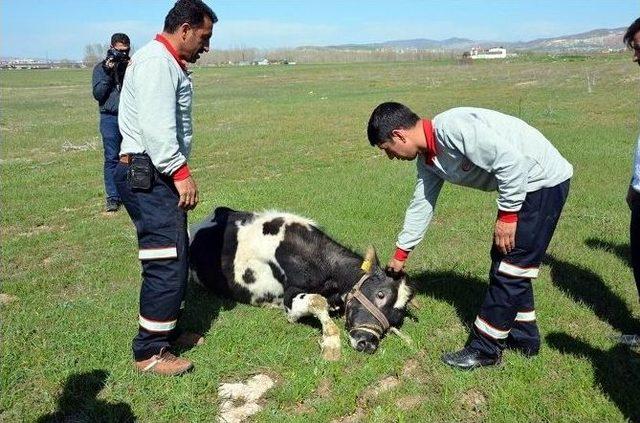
[442,346,501,370]
[105,198,120,212]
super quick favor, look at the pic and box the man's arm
[134,57,197,210]
[388,163,444,272]
[92,63,114,103]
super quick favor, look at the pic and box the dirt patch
[395,394,424,411]
[461,389,487,418]
[16,224,66,238]
[401,358,422,379]
[217,374,275,423]
[331,375,401,423]
[515,80,538,87]
[362,376,400,398]
[61,140,99,152]
[400,351,432,381]
[316,378,332,398]
[287,377,333,415]
[100,211,120,218]
[621,75,640,83]
[0,294,18,306]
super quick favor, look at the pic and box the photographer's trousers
[114,161,189,360]
[469,179,570,358]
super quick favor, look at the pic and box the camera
[106,47,130,63]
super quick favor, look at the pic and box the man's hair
[367,102,421,146]
[624,17,640,48]
[164,0,218,33]
[110,33,130,46]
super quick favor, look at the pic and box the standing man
[115,0,217,376]
[621,17,640,347]
[368,102,573,370]
[92,33,130,212]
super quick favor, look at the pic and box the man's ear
[391,129,406,143]
[179,22,191,39]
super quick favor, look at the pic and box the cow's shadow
[546,254,640,335]
[585,238,632,268]
[547,332,640,422]
[174,281,237,354]
[410,269,488,327]
[37,370,136,422]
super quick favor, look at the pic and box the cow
[189,207,414,360]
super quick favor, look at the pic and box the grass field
[2,54,640,422]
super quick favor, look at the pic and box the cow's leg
[286,293,341,361]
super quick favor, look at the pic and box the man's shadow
[547,332,640,422]
[585,238,632,268]
[410,269,487,327]
[546,254,640,335]
[37,370,135,422]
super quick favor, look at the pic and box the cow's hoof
[321,335,341,361]
[322,347,341,361]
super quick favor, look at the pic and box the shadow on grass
[175,281,237,354]
[585,238,631,268]
[410,270,488,327]
[546,254,640,335]
[547,332,640,422]
[37,370,135,422]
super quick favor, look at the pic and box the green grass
[2,54,640,422]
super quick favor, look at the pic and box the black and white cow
[189,207,414,360]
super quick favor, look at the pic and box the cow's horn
[364,246,378,269]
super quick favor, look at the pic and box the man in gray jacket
[115,0,216,376]
[368,102,573,370]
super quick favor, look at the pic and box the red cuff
[394,247,410,261]
[497,210,518,223]
[172,163,191,181]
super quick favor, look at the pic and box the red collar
[154,34,187,71]
[422,119,436,165]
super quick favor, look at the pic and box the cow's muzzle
[349,325,381,353]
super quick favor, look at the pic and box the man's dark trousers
[114,160,188,360]
[631,191,640,297]
[100,113,122,203]
[470,179,571,357]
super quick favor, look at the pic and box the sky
[1,0,637,60]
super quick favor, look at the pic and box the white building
[468,47,507,59]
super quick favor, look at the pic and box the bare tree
[83,43,109,66]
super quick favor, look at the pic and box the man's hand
[104,58,116,69]
[494,220,517,255]
[386,258,406,273]
[174,176,199,211]
[627,185,639,210]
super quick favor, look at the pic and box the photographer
[92,33,130,212]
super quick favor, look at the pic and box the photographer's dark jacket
[92,61,125,114]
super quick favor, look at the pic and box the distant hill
[318,27,626,53]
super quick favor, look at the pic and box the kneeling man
[367,102,573,370]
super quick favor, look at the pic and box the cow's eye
[376,291,385,299]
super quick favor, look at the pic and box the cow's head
[345,246,414,354]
